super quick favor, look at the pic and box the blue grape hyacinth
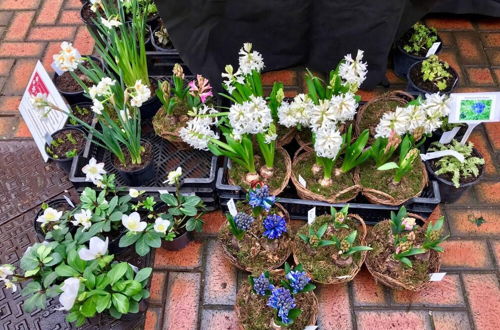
[234,212,255,231]
[248,185,276,210]
[267,287,296,324]
[472,102,486,114]
[262,214,287,239]
[253,273,272,296]
[286,270,311,294]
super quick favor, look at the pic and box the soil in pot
[366,220,440,289]
[428,155,483,187]
[218,202,291,272]
[293,215,365,283]
[409,61,458,94]
[292,153,358,202]
[112,141,153,172]
[54,59,98,93]
[67,103,94,127]
[46,128,86,160]
[236,271,317,330]
[358,160,425,204]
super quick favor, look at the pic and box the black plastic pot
[108,229,128,255]
[393,35,442,79]
[64,102,95,129]
[425,148,483,204]
[34,199,74,241]
[111,140,156,186]
[406,60,459,96]
[150,26,173,52]
[139,78,162,119]
[162,230,193,251]
[46,127,86,174]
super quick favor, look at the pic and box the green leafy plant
[422,217,449,252]
[403,22,438,56]
[330,205,350,230]
[330,230,372,257]
[429,140,484,188]
[339,126,371,174]
[421,55,452,91]
[369,133,401,167]
[298,223,335,248]
[377,135,420,184]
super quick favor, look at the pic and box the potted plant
[218,183,291,273]
[235,263,318,329]
[365,206,448,291]
[425,139,484,203]
[0,236,152,326]
[34,199,74,241]
[65,102,95,128]
[151,23,174,52]
[152,65,214,148]
[277,93,315,149]
[45,127,87,173]
[393,22,441,78]
[408,55,459,94]
[293,206,371,284]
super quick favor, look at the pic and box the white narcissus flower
[78,236,109,261]
[101,17,122,29]
[314,121,343,159]
[36,207,63,226]
[90,0,102,12]
[82,157,106,184]
[129,188,141,198]
[71,209,92,231]
[58,277,80,311]
[329,92,358,123]
[122,212,147,232]
[166,167,182,185]
[339,50,368,89]
[91,99,103,115]
[153,217,171,234]
[30,93,52,116]
[130,80,151,108]
[238,42,264,75]
[52,42,82,73]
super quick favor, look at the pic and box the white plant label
[303,326,319,330]
[426,42,441,57]
[18,61,69,161]
[63,195,75,208]
[181,192,196,196]
[298,175,307,188]
[158,190,171,195]
[429,272,447,282]
[439,127,461,144]
[448,92,500,124]
[228,198,238,217]
[420,150,465,163]
[307,207,316,225]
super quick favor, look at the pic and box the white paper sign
[18,61,69,161]
[439,127,461,144]
[227,198,237,217]
[298,175,307,188]
[420,150,465,163]
[448,92,500,124]
[426,42,441,57]
[429,272,447,282]
[307,207,316,225]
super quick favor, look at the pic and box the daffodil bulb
[122,212,147,232]
[78,236,109,260]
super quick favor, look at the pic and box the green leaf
[144,231,162,248]
[287,308,302,321]
[107,262,128,285]
[160,193,178,206]
[25,267,40,277]
[134,267,152,283]
[122,280,143,297]
[95,293,111,313]
[22,281,42,296]
[183,196,202,207]
[43,272,58,288]
[302,283,316,292]
[67,250,86,273]
[108,306,122,319]
[347,246,373,254]
[317,223,328,239]
[23,292,46,312]
[377,162,399,171]
[45,252,62,267]
[46,285,60,298]
[135,236,151,256]
[128,300,139,313]
[399,257,413,268]
[112,293,130,314]
[318,240,336,247]
[119,232,141,247]
[81,296,97,318]
[55,264,79,277]
[83,268,96,290]
[109,211,123,222]
[180,206,197,216]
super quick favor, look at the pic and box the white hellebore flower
[36,207,63,226]
[122,212,147,232]
[78,236,109,261]
[153,217,171,234]
[2,279,17,292]
[58,277,80,311]
[314,121,343,159]
[71,209,92,231]
[101,17,122,29]
[129,188,141,198]
[0,264,14,279]
[166,167,182,185]
[82,157,106,184]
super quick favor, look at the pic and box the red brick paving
[0,3,499,329]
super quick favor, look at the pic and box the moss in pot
[426,139,484,203]
[407,55,459,95]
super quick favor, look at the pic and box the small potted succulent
[218,183,291,273]
[235,264,318,329]
[293,206,371,284]
[408,55,459,94]
[425,139,484,203]
[393,22,441,78]
[44,127,87,173]
[365,206,448,291]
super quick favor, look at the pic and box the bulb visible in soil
[332,253,353,267]
[319,177,333,187]
[231,237,241,250]
[245,172,261,185]
[259,166,275,179]
[334,168,344,177]
[311,163,322,176]
[390,179,401,187]
[271,319,283,329]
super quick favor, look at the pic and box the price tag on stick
[227,198,238,217]
[308,207,316,225]
[426,42,441,57]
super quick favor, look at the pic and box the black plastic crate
[146,50,187,76]
[215,161,441,225]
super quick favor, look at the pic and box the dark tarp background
[154,0,500,91]
[431,0,500,16]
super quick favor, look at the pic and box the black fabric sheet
[431,0,500,16]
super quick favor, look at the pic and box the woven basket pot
[365,215,441,291]
[228,146,292,196]
[218,203,292,273]
[235,269,319,330]
[354,90,414,139]
[355,160,428,206]
[295,129,314,152]
[291,146,361,203]
[152,108,191,150]
[292,213,368,284]
[277,126,297,147]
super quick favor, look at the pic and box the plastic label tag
[63,195,75,208]
[157,190,170,195]
[228,198,238,217]
[426,42,441,57]
[304,326,319,330]
[298,175,307,188]
[182,192,196,196]
[308,207,316,225]
[336,275,351,280]
[439,127,461,144]
[429,272,446,281]
[420,150,465,163]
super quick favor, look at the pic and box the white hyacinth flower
[309,99,338,132]
[402,105,426,133]
[314,121,343,159]
[166,167,182,185]
[375,107,410,138]
[238,43,264,75]
[82,157,106,184]
[71,209,92,231]
[36,207,63,226]
[179,116,219,151]
[422,93,451,118]
[91,99,104,115]
[101,17,122,29]
[228,96,272,136]
[58,278,80,311]
[153,217,171,234]
[78,236,109,261]
[339,50,368,89]
[329,92,357,123]
[122,212,147,232]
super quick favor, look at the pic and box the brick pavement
[0,2,498,329]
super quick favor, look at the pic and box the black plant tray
[215,159,441,224]
[146,50,186,77]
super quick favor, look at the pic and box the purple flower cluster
[253,273,272,296]
[267,287,296,324]
[248,185,275,210]
[262,214,287,239]
[234,212,255,231]
[286,270,311,294]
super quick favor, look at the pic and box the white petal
[78,247,96,261]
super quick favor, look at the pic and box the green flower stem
[321,157,334,180]
[256,133,275,169]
